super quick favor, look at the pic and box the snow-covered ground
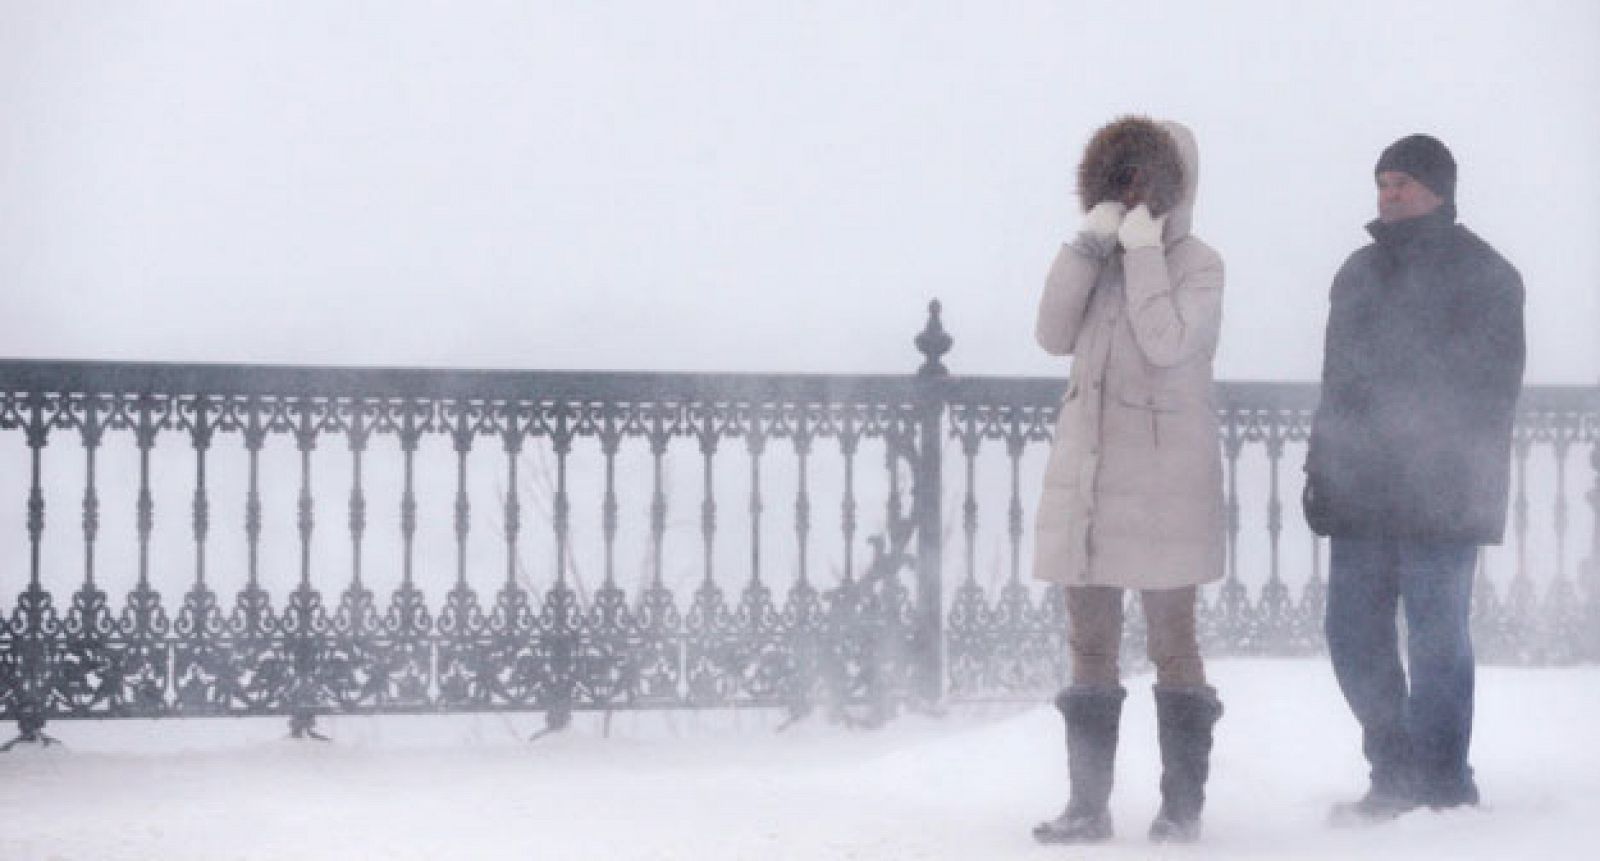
[2,658,1597,860]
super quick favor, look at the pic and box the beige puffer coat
[1032,119,1226,590]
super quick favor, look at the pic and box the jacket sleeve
[1305,261,1358,482]
[1120,244,1224,368]
[1035,237,1110,356]
[1446,259,1526,424]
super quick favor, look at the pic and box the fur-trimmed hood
[1077,117,1199,243]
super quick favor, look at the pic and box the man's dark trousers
[1325,537,1479,804]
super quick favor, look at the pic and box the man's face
[1376,170,1444,223]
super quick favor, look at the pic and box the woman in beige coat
[1031,117,1225,846]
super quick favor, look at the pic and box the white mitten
[1080,200,1127,239]
[1117,203,1166,250]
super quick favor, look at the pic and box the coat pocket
[1117,384,1185,447]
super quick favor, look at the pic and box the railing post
[913,300,952,704]
[1586,389,1600,661]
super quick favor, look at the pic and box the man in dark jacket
[1304,134,1525,824]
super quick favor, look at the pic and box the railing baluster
[1007,429,1024,585]
[135,396,156,593]
[1506,434,1534,662]
[699,412,717,588]
[601,409,619,589]
[1259,418,1289,652]
[81,398,102,592]
[748,424,765,584]
[552,404,571,588]
[1217,419,1247,652]
[649,411,669,589]
[348,402,368,591]
[885,432,902,543]
[294,405,316,590]
[1266,421,1284,587]
[961,431,978,586]
[244,402,264,594]
[503,415,522,590]
[399,407,420,592]
[841,419,858,584]
[191,397,213,590]
[25,396,46,591]
[1514,434,1531,591]
[1546,432,1573,660]
[1555,435,1570,588]
[794,427,811,588]
[1586,426,1600,661]
[453,407,472,590]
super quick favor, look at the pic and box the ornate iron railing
[943,377,1600,699]
[2,303,1596,743]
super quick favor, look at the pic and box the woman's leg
[1142,586,1204,687]
[1068,585,1125,686]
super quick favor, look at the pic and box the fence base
[2,715,60,752]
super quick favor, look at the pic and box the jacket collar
[1365,207,1456,253]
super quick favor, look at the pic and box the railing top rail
[945,375,1598,412]
[944,377,1326,408]
[1,359,1594,412]
[0,359,925,404]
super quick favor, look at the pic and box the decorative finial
[915,299,952,377]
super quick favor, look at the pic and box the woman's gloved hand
[1080,200,1127,239]
[1117,203,1166,250]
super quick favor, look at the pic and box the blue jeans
[1325,538,1479,804]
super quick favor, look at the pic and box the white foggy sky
[2,0,1597,382]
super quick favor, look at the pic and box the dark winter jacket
[1303,209,1525,543]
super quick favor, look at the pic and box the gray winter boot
[1149,685,1223,843]
[1033,685,1126,844]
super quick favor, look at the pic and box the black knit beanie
[1375,134,1457,205]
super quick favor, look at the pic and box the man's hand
[1302,478,1332,536]
[1118,203,1166,250]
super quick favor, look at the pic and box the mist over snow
[1,1,1596,382]
[3,661,1599,860]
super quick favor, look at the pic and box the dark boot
[1414,761,1480,811]
[1328,783,1419,827]
[1148,685,1223,843]
[1033,685,1125,844]
[1418,777,1480,811]
[1329,751,1426,826]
